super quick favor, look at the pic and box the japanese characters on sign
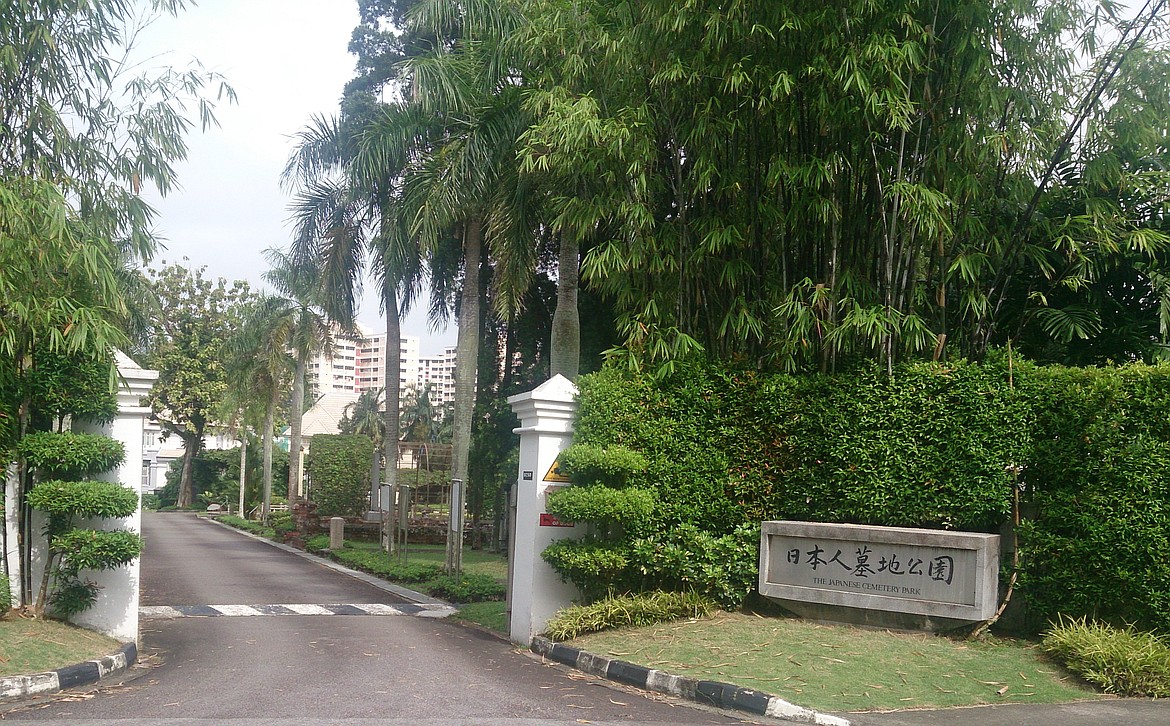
[759,521,1000,623]
[781,540,958,600]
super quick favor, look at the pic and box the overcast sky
[138,0,455,351]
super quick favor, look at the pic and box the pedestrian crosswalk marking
[139,603,456,620]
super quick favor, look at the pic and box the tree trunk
[448,218,482,574]
[238,434,247,516]
[288,354,307,504]
[383,290,402,552]
[550,233,581,380]
[177,432,201,508]
[262,395,275,524]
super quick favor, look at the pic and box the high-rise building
[417,346,458,409]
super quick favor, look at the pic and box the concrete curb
[0,641,136,702]
[200,515,449,607]
[531,635,851,725]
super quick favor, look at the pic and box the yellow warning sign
[543,455,570,483]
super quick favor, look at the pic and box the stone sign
[759,521,999,629]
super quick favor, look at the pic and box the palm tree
[262,248,353,505]
[396,0,553,572]
[284,107,430,547]
[226,297,294,523]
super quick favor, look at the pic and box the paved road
[1,512,749,726]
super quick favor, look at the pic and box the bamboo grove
[509,0,1170,372]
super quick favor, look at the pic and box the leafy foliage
[27,481,138,526]
[18,433,125,481]
[305,434,374,517]
[24,350,117,428]
[545,485,654,535]
[631,523,760,610]
[143,264,253,508]
[543,590,718,642]
[541,539,633,600]
[1042,617,1170,697]
[518,0,1170,372]
[556,444,647,489]
[574,356,1170,632]
[1016,364,1170,632]
[51,530,143,576]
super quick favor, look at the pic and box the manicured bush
[26,478,142,618]
[27,480,138,520]
[556,444,647,489]
[1041,617,1170,697]
[542,539,634,600]
[544,590,718,641]
[18,432,125,481]
[569,357,1170,632]
[631,523,760,609]
[306,434,373,517]
[545,485,655,536]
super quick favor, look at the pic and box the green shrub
[27,480,138,521]
[270,513,295,536]
[545,485,655,536]
[631,523,760,609]
[51,529,143,575]
[556,444,648,488]
[218,515,276,539]
[542,539,634,600]
[1017,364,1170,632]
[27,479,141,619]
[18,433,125,480]
[305,534,331,552]
[306,434,373,517]
[48,579,100,619]
[544,590,718,641]
[427,573,505,603]
[1041,617,1170,697]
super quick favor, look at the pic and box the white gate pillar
[73,352,157,643]
[506,375,584,644]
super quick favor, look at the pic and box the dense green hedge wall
[306,435,373,518]
[1016,364,1170,632]
[575,355,1027,533]
[573,357,1170,632]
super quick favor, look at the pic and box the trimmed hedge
[572,356,1170,633]
[18,432,125,481]
[1016,364,1170,632]
[306,434,373,518]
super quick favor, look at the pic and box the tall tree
[0,0,232,606]
[225,296,295,522]
[261,249,353,504]
[144,265,252,508]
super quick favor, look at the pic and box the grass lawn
[454,601,508,633]
[342,540,508,583]
[569,612,1102,713]
[0,616,123,677]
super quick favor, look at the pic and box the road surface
[1,512,751,726]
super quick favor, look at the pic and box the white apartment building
[417,346,458,409]
[306,324,456,412]
[307,334,359,394]
[357,330,420,395]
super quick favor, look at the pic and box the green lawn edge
[568,611,1104,713]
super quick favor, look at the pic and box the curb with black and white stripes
[531,636,850,725]
[0,641,136,702]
